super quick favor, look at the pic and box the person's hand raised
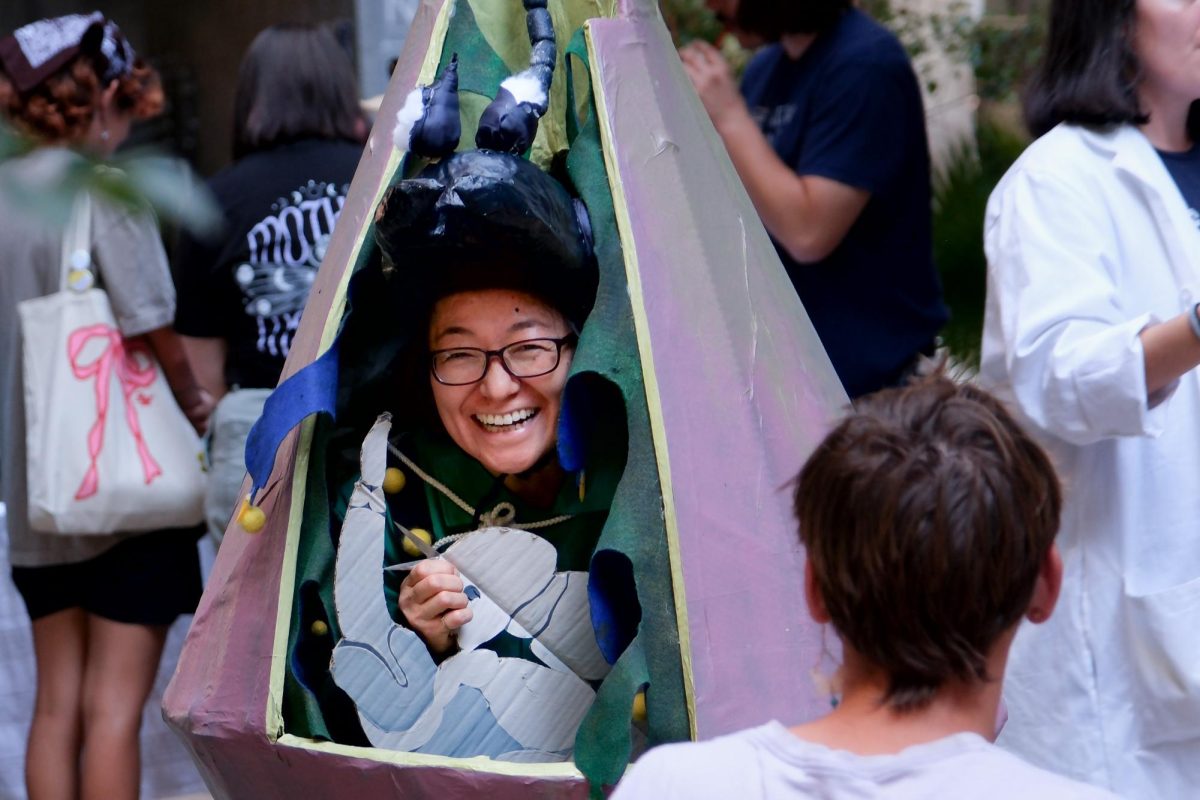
[398,558,473,657]
[679,40,748,131]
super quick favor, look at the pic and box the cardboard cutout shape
[331,415,603,760]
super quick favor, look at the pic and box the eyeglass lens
[433,339,562,384]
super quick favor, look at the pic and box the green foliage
[0,123,28,161]
[658,0,751,73]
[863,2,1045,102]
[861,0,973,60]
[860,0,975,95]
[0,122,220,236]
[969,14,1045,102]
[659,0,723,45]
[932,120,1028,365]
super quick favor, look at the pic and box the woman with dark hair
[981,0,1200,795]
[230,22,366,159]
[0,13,211,800]
[175,22,366,546]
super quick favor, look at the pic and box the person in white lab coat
[982,0,1200,796]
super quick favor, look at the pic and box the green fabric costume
[277,2,689,791]
[340,425,624,666]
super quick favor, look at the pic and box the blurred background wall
[0,0,421,175]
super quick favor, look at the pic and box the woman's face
[1135,0,1200,110]
[428,289,574,476]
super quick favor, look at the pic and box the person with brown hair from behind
[612,377,1118,799]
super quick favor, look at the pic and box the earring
[100,129,110,141]
[809,624,844,709]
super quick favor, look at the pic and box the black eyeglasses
[430,335,577,386]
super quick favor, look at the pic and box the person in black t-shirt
[175,23,366,544]
[681,0,947,398]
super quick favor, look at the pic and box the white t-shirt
[611,722,1120,800]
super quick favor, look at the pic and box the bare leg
[79,616,168,800]
[26,608,88,800]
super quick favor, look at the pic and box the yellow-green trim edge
[584,21,699,740]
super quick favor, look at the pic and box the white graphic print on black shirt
[238,179,347,358]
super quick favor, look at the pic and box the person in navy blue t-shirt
[681,0,947,398]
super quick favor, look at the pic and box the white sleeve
[610,749,677,800]
[982,165,1172,446]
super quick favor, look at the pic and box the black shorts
[11,526,203,625]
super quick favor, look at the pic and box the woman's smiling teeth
[475,408,538,431]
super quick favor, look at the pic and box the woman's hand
[142,326,216,435]
[398,558,473,657]
[1139,309,1200,396]
[178,386,215,436]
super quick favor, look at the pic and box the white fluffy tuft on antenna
[500,71,547,108]
[393,87,426,152]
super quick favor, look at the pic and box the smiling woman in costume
[304,149,623,763]
[398,289,586,655]
[272,0,634,761]
[369,147,609,664]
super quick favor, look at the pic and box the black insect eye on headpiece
[376,0,598,330]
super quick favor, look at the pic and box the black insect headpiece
[378,0,597,329]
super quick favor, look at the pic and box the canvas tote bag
[19,192,204,534]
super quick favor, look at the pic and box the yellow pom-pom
[239,499,266,533]
[383,467,407,494]
[631,691,647,723]
[402,527,433,558]
[310,620,329,636]
[66,268,94,291]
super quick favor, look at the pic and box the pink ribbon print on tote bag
[68,323,162,500]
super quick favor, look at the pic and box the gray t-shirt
[0,148,176,567]
[611,722,1120,800]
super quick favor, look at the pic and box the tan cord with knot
[387,442,574,531]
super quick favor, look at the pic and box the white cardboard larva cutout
[331,414,609,760]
